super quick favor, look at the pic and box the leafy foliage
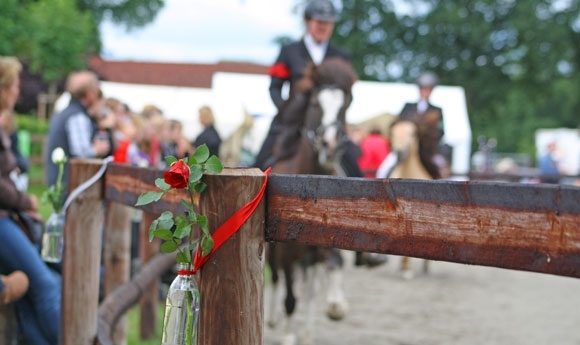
[136,144,224,265]
[331,0,580,154]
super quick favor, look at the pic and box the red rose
[164,160,190,189]
[269,62,290,79]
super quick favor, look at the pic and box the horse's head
[389,119,419,163]
[302,58,357,170]
[388,113,442,179]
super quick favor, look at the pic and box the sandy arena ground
[263,251,580,345]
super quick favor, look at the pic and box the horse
[265,57,357,345]
[376,112,442,279]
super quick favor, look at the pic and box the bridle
[302,84,350,175]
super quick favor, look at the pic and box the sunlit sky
[100,0,304,65]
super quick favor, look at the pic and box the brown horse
[265,57,357,345]
[377,112,442,279]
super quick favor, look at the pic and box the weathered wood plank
[265,174,580,278]
[139,212,160,340]
[198,168,266,345]
[61,159,106,345]
[103,202,132,345]
[104,163,187,214]
[0,305,17,345]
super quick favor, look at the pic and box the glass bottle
[41,211,65,263]
[161,263,200,345]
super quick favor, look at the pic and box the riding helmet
[304,0,339,22]
[416,72,439,88]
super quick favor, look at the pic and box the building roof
[89,55,270,88]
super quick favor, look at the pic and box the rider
[399,71,450,178]
[253,0,359,173]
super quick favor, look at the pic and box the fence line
[58,160,580,344]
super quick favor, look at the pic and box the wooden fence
[56,159,580,344]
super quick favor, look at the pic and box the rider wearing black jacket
[254,0,357,172]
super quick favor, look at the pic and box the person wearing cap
[399,71,444,138]
[398,71,449,178]
[254,0,352,170]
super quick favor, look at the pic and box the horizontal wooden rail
[265,174,580,279]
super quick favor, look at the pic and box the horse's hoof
[401,269,414,280]
[326,302,347,321]
[282,333,297,345]
[365,253,388,268]
[355,252,388,268]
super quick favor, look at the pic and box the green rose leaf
[192,144,210,163]
[136,191,164,206]
[196,215,208,230]
[155,178,171,192]
[174,221,191,239]
[153,229,174,241]
[205,155,223,174]
[189,164,203,184]
[156,212,174,231]
[181,198,193,212]
[165,155,178,166]
[176,251,191,264]
[201,235,214,257]
[148,219,159,242]
[160,240,179,253]
[192,181,207,194]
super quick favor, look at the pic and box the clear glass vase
[161,263,200,345]
[41,211,65,263]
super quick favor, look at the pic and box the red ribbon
[192,168,271,273]
[177,269,194,276]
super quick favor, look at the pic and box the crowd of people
[0,59,223,343]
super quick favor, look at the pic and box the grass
[126,305,164,344]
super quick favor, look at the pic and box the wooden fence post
[0,305,17,345]
[198,168,267,345]
[61,159,106,345]
[103,202,132,345]
[139,212,160,340]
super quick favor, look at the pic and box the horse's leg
[423,259,430,274]
[265,244,281,328]
[325,248,348,321]
[400,256,414,279]
[302,262,322,345]
[281,262,298,345]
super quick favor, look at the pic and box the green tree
[333,0,580,155]
[24,0,93,83]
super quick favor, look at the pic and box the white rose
[51,147,67,164]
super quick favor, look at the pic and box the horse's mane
[293,57,358,98]
[389,111,442,179]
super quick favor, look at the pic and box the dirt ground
[263,251,580,345]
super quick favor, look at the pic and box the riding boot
[0,271,29,305]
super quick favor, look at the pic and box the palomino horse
[265,57,357,345]
[377,112,442,279]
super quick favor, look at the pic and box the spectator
[0,110,29,190]
[45,70,110,192]
[193,105,221,158]
[140,104,164,168]
[357,127,390,178]
[537,141,561,184]
[0,271,28,305]
[1,55,62,345]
